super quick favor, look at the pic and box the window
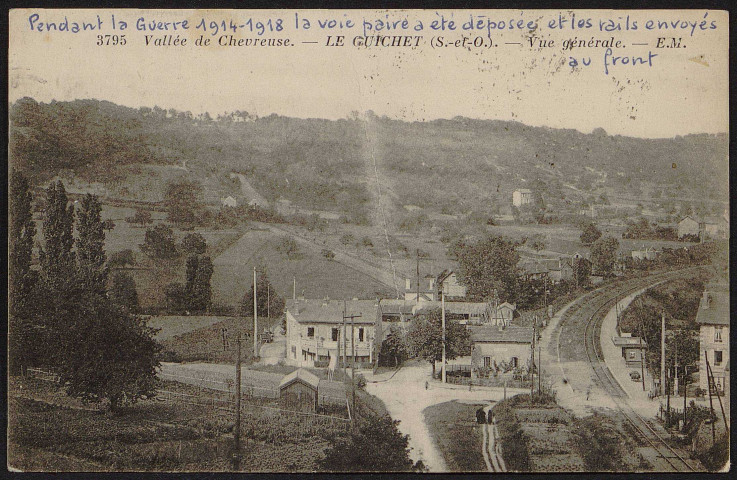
[332,328,339,342]
[307,327,315,338]
[714,350,723,366]
[484,357,491,368]
[358,328,365,342]
[291,346,296,359]
[714,326,723,342]
[628,350,637,360]
[510,357,519,368]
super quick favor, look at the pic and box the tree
[276,236,299,258]
[240,267,285,323]
[9,171,38,374]
[140,224,179,259]
[132,208,152,227]
[454,235,520,302]
[580,222,602,245]
[108,271,139,313]
[39,180,76,291]
[379,325,408,367]
[59,294,161,411]
[181,232,207,255]
[109,249,136,268]
[406,309,471,376]
[76,194,108,296]
[102,219,116,232]
[191,256,214,312]
[340,233,356,247]
[164,180,202,225]
[319,411,425,472]
[185,254,200,298]
[590,236,619,276]
[165,282,188,313]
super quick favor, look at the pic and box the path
[364,361,525,472]
[258,331,286,366]
[481,405,506,472]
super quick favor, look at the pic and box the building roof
[469,325,534,344]
[279,368,320,390]
[286,298,378,325]
[695,283,730,326]
[612,336,648,348]
[379,299,417,315]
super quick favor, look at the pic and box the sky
[9,8,730,138]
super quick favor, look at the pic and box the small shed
[612,336,647,367]
[279,368,319,413]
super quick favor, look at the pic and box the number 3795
[97,34,126,46]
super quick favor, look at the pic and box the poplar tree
[109,271,140,313]
[77,194,108,296]
[39,180,76,290]
[9,171,38,373]
[192,256,214,312]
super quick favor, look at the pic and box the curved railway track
[557,268,702,472]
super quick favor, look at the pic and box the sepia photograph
[7,8,730,473]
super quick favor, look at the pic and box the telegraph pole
[342,300,347,374]
[538,340,542,394]
[706,354,729,436]
[441,288,448,383]
[705,354,716,445]
[343,306,362,418]
[416,249,420,302]
[530,319,536,397]
[660,310,666,396]
[233,333,241,470]
[253,267,258,358]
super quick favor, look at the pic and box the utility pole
[441,286,446,383]
[705,353,716,445]
[253,267,258,358]
[640,334,646,392]
[530,319,536,397]
[267,282,270,321]
[660,310,666,396]
[706,354,729,436]
[342,306,362,419]
[682,365,688,430]
[233,333,241,470]
[416,249,420,302]
[351,310,356,416]
[538,340,542,394]
[342,300,347,374]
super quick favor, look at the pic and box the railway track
[557,268,702,472]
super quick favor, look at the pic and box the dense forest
[9,97,729,219]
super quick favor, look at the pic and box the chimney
[405,278,411,291]
[702,291,710,309]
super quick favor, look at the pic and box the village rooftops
[469,325,533,344]
[695,283,730,326]
[278,368,320,390]
[286,298,378,325]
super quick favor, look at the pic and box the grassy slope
[423,400,487,472]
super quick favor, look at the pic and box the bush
[322,249,335,260]
[109,249,135,268]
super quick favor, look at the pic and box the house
[631,247,658,261]
[512,189,533,207]
[696,282,729,396]
[678,216,702,239]
[469,325,534,377]
[518,259,550,282]
[703,215,728,239]
[279,368,319,413]
[612,334,647,367]
[548,258,574,283]
[220,196,237,208]
[404,275,438,301]
[436,270,467,298]
[285,298,379,368]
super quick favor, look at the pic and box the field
[7,377,348,472]
[210,226,393,306]
[423,400,487,472]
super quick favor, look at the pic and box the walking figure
[425,381,428,390]
[487,410,493,424]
